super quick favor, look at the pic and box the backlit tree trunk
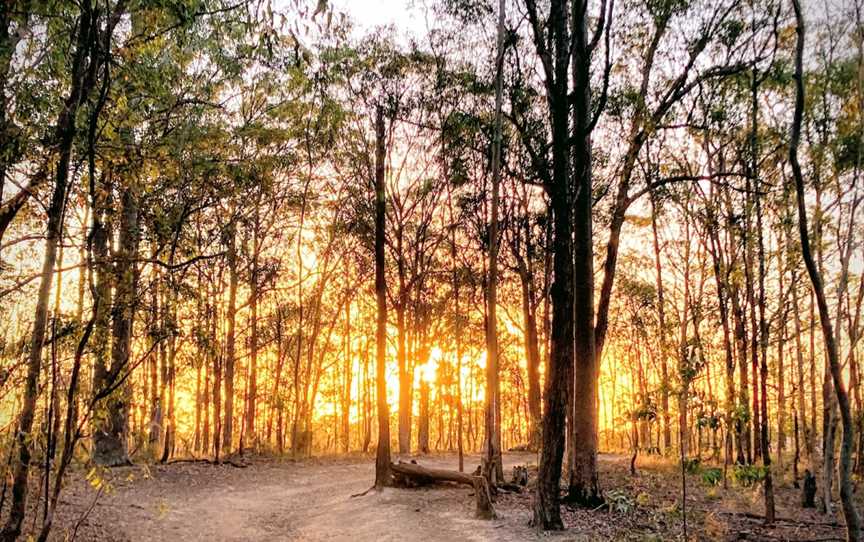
[789,3,861,537]
[223,220,238,454]
[374,105,392,489]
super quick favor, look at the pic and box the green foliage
[631,400,657,422]
[731,404,751,426]
[732,465,768,487]
[700,467,723,486]
[646,0,689,24]
[696,413,721,431]
[718,19,745,48]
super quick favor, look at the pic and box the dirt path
[47,452,851,541]
[56,453,541,542]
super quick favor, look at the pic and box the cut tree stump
[390,461,495,519]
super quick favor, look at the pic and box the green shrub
[701,467,723,486]
[732,464,768,487]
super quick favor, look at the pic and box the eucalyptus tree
[510,0,612,525]
[0,1,127,538]
[790,1,861,538]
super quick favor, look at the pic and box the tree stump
[801,469,816,508]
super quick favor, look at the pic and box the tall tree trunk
[793,279,813,460]
[148,260,161,452]
[246,207,259,450]
[213,273,223,461]
[533,0,574,528]
[789,4,861,537]
[447,184,465,472]
[396,264,410,455]
[222,221,238,454]
[342,297,353,453]
[374,105,392,489]
[651,195,671,454]
[95,182,138,466]
[567,0,599,507]
[732,285,751,463]
[419,380,430,454]
[0,3,98,537]
[482,0,505,487]
[517,251,542,451]
[751,63,775,521]
[90,173,115,460]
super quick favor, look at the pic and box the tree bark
[651,195,671,454]
[374,105,392,489]
[0,3,98,538]
[789,4,861,537]
[482,0,505,487]
[567,0,600,507]
[94,181,139,466]
[222,220,238,454]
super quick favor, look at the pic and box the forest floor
[30,451,853,541]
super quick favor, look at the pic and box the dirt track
[45,451,852,541]
[55,452,542,541]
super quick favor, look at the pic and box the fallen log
[390,461,495,519]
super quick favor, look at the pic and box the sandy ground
[49,452,543,542]
[36,451,852,541]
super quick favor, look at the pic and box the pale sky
[330,0,424,34]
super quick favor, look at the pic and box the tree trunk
[482,0,505,487]
[95,182,139,466]
[793,281,813,460]
[374,105,392,489]
[651,195,671,454]
[419,380,430,454]
[567,0,599,506]
[0,4,98,538]
[534,1,575,529]
[789,5,861,537]
[223,221,238,454]
[245,208,260,450]
[340,296,352,453]
[390,462,494,519]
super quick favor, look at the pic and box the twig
[350,485,376,498]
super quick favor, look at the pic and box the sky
[330,0,424,34]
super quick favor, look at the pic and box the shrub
[732,464,768,487]
[701,467,723,486]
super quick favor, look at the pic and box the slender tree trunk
[342,298,353,453]
[396,275,410,454]
[419,380,430,454]
[223,221,238,454]
[246,208,259,450]
[651,195,671,454]
[374,105,392,489]
[0,4,97,538]
[482,0,505,487]
[793,281,813,460]
[789,5,861,536]
[213,275,223,462]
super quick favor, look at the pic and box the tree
[374,104,392,489]
[481,0,505,488]
[1,1,125,537]
[789,1,861,538]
